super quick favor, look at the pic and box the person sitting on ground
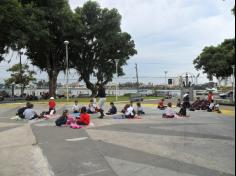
[192,97,202,110]
[72,100,81,113]
[214,103,221,113]
[16,102,31,119]
[176,99,181,108]
[158,99,166,110]
[87,98,97,114]
[137,102,145,116]
[76,107,90,126]
[199,98,209,110]
[55,110,69,127]
[48,97,56,115]
[124,104,135,119]
[176,103,187,117]
[23,103,39,120]
[162,102,175,118]
[207,100,215,112]
[106,102,117,115]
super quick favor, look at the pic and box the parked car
[130,93,144,102]
[219,91,233,99]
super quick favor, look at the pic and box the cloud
[0,0,235,84]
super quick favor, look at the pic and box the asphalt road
[0,104,235,176]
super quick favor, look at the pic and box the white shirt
[126,106,134,116]
[23,109,36,120]
[72,104,80,111]
[165,107,175,116]
[209,103,215,109]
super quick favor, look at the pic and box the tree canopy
[1,0,137,96]
[5,63,36,93]
[70,1,137,95]
[0,0,26,61]
[193,39,235,80]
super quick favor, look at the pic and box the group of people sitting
[157,92,221,119]
[17,97,57,120]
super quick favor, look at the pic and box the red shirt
[158,101,164,107]
[208,93,213,102]
[77,113,90,125]
[49,100,56,109]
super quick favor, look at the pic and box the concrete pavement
[0,103,235,176]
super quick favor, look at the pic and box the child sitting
[158,99,166,110]
[207,100,215,112]
[177,104,187,117]
[76,107,90,126]
[55,110,69,127]
[23,103,39,120]
[17,102,31,119]
[87,99,97,114]
[106,102,117,115]
[123,104,135,119]
[137,102,145,116]
[48,97,56,115]
[162,102,175,118]
[176,99,181,108]
[72,100,81,113]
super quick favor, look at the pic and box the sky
[0,0,235,85]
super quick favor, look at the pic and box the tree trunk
[48,70,59,97]
[83,78,98,97]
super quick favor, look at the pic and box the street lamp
[115,59,119,102]
[64,41,69,101]
[19,51,23,96]
[232,65,235,102]
[164,71,168,86]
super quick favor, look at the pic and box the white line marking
[77,169,110,176]
[65,137,88,142]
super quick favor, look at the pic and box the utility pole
[135,63,139,93]
[232,65,235,102]
[19,51,23,96]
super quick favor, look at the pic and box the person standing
[96,85,106,119]
[208,91,214,103]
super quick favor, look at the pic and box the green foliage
[21,0,75,96]
[0,0,26,61]
[193,39,235,80]
[70,1,137,95]
[5,64,36,91]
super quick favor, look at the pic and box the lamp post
[64,41,69,101]
[19,51,23,96]
[115,59,119,102]
[232,65,235,102]
[164,71,168,86]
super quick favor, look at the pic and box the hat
[50,97,54,100]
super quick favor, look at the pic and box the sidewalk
[0,121,53,176]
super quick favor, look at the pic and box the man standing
[97,85,106,119]
[208,91,214,103]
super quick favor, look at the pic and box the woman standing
[97,85,106,119]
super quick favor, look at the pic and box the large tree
[22,0,75,97]
[193,39,235,80]
[70,1,137,96]
[0,0,26,62]
[5,63,36,94]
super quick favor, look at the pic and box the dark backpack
[55,116,67,126]
[17,107,27,119]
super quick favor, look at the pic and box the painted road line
[65,137,88,142]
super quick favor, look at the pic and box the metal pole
[115,60,119,102]
[64,41,69,101]
[232,65,235,102]
[135,63,139,93]
[19,52,23,96]
[164,71,168,87]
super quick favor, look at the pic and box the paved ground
[0,102,235,176]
